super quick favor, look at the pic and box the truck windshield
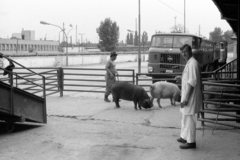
[151,35,193,48]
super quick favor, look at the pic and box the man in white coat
[175,44,203,149]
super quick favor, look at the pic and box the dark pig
[111,82,152,110]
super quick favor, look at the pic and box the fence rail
[62,68,135,95]
[200,81,240,129]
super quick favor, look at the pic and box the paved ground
[0,62,239,160]
[0,93,240,160]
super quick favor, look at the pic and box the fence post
[58,67,64,97]
[133,70,135,84]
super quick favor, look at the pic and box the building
[12,33,21,39]
[0,38,60,54]
[21,30,35,40]
[0,29,61,55]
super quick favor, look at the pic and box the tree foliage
[171,24,185,33]
[222,30,234,44]
[141,31,148,46]
[126,33,134,45]
[96,18,119,51]
[209,27,234,44]
[209,27,223,42]
[134,31,138,46]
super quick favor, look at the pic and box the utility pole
[138,0,141,73]
[174,16,177,28]
[184,0,186,33]
[135,18,137,33]
[62,23,65,42]
[199,25,201,36]
[79,33,84,52]
[76,25,77,45]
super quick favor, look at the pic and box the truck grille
[160,53,181,69]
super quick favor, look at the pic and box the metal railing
[62,68,135,95]
[0,55,46,99]
[9,67,135,97]
[12,67,60,97]
[135,71,240,129]
[213,59,237,81]
[136,72,182,92]
[200,81,240,129]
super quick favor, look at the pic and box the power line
[157,0,184,15]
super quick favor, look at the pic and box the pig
[111,81,152,110]
[150,81,181,108]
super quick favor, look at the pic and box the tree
[209,27,223,42]
[142,31,148,51]
[222,30,234,44]
[126,33,130,45]
[171,24,185,33]
[96,18,119,51]
[141,31,148,45]
[130,33,134,45]
[134,31,138,46]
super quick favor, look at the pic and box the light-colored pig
[150,81,181,108]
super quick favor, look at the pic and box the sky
[0,0,232,43]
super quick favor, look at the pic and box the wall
[2,53,149,68]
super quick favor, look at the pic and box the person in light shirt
[104,51,118,102]
[175,44,203,149]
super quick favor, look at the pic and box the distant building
[12,33,21,39]
[0,38,60,54]
[0,28,61,54]
[21,29,35,40]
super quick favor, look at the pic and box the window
[151,36,173,48]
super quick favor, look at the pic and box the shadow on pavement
[0,121,43,135]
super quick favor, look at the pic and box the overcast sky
[0,0,232,43]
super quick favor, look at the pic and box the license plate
[166,70,173,73]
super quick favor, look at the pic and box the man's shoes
[180,142,196,149]
[177,137,187,143]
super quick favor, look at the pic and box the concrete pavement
[1,61,240,160]
[47,94,240,160]
[1,93,239,160]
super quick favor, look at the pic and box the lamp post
[40,21,72,66]
[67,24,73,55]
[138,0,141,73]
[184,0,186,33]
[79,33,84,52]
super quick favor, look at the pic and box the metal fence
[0,58,47,99]
[9,67,135,97]
[61,68,135,96]
[200,81,240,129]
[135,72,240,129]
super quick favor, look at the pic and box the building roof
[212,0,238,34]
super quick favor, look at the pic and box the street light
[40,21,72,66]
[79,33,84,52]
[67,24,73,51]
[138,0,141,73]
